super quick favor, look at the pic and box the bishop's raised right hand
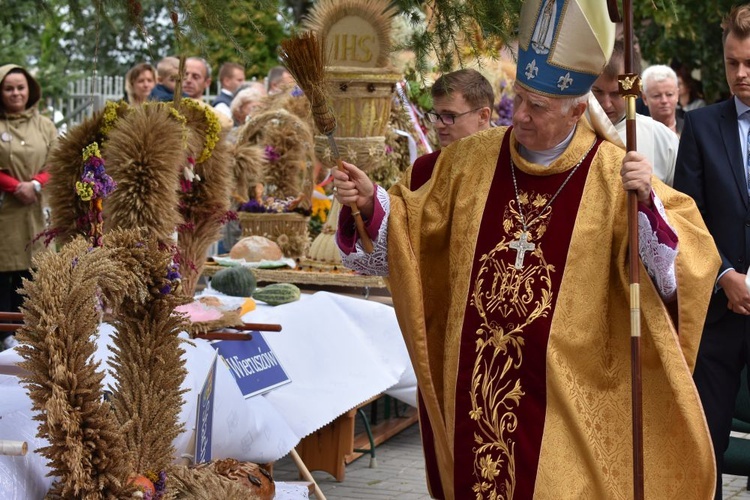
[331,161,376,221]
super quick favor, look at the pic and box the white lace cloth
[340,187,678,301]
[638,195,678,301]
[340,187,391,276]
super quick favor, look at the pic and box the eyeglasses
[425,108,481,125]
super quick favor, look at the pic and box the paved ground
[274,422,750,499]
[273,422,429,499]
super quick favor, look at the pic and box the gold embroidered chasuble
[385,123,719,499]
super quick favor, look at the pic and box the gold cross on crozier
[509,232,536,270]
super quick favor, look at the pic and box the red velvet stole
[410,150,442,190]
[452,131,601,498]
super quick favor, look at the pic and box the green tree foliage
[179,0,289,81]
[633,0,731,103]
[1,0,734,105]
[393,0,521,75]
[0,0,179,99]
[0,0,291,99]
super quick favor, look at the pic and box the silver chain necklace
[508,139,596,270]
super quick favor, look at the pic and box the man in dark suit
[674,5,750,498]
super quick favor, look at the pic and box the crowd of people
[2,1,750,497]
[120,56,297,131]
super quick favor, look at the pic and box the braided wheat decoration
[173,99,233,296]
[16,229,188,498]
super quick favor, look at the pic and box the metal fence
[45,75,125,130]
[45,75,218,131]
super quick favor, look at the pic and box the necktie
[746,113,750,195]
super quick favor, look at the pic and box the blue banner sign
[212,333,291,399]
[194,353,217,464]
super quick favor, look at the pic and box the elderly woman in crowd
[230,82,267,127]
[125,62,156,106]
[0,64,57,350]
[641,64,682,135]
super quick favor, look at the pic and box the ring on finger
[333,186,338,194]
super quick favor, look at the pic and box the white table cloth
[0,291,416,498]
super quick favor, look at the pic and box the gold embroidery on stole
[469,190,555,499]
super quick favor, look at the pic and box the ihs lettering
[331,34,374,63]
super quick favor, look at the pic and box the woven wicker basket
[314,135,387,173]
[326,67,402,138]
[238,212,310,258]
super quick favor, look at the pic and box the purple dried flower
[154,471,167,498]
[264,145,281,163]
[494,95,514,127]
[238,199,269,213]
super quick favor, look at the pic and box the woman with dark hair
[125,62,156,105]
[675,64,706,113]
[0,65,57,350]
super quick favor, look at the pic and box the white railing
[46,75,219,130]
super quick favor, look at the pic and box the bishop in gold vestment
[332,1,720,498]
[335,118,719,498]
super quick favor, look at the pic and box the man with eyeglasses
[330,0,719,497]
[426,69,494,148]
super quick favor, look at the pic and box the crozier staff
[0,64,57,351]
[332,0,720,497]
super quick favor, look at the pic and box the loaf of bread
[229,236,283,262]
[198,458,275,500]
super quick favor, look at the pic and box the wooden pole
[613,0,645,497]
[0,440,28,456]
[290,448,327,500]
[0,312,23,321]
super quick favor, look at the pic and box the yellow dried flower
[82,142,101,161]
[180,98,221,163]
[167,106,189,147]
[101,100,129,136]
[75,181,94,201]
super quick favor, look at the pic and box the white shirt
[614,114,678,186]
[734,95,750,185]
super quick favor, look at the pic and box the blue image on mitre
[516,0,616,98]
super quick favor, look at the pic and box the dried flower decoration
[493,77,515,127]
[160,262,182,295]
[264,145,280,163]
[167,106,189,146]
[75,142,116,247]
[179,98,221,163]
[180,156,200,193]
[238,196,305,214]
[100,100,130,137]
[149,470,168,499]
[311,185,331,224]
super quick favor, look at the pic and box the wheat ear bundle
[46,113,108,245]
[279,31,374,253]
[174,100,233,296]
[102,103,185,244]
[17,236,137,498]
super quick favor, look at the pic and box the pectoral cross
[509,232,536,270]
